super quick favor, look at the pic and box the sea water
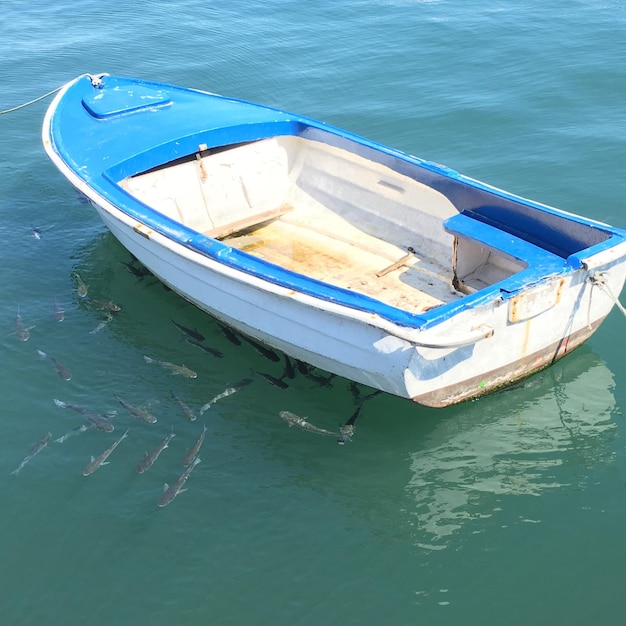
[1,1,626,624]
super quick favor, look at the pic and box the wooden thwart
[205,204,293,240]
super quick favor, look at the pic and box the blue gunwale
[46,74,626,331]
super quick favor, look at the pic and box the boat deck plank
[225,216,461,313]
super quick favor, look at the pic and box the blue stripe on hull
[45,74,626,332]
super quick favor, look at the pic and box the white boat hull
[94,198,626,406]
[42,74,626,407]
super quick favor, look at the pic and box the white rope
[592,272,626,318]
[0,85,63,115]
[0,73,108,116]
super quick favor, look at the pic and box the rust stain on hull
[412,317,605,408]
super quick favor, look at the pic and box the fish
[90,299,121,312]
[170,390,196,421]
[279,410,308,429]
[182,424,208,467]
[76,191,89,205]
[362,389,382,402]
[85,413,115,433]
[119,260,150,278]
[282,355,295,380]
[54,423,91,443]
[217,322,241,346]
[295,360,310,376]
[199,387,237,414]
[305,370,336,387]
[37,349,71,380]
[349,381,361,402]
[53,297,65,322]
[30,224,53,240]
[172,320,205,342]
[186,339,224,358]
[336,406,361,445]
[117,397,157,424]
[240,335,280,362]
[14,307,35,341]
[10,432,52,475]
[143,355,197,378]
[89,312,113,334]
[349,381,382,405]
[259,372,289,389]
[293,362,335,386]
[53,398,89,414]
[199,378,252,414]
[89,313,113,335]
[336,425,354,445]
[344,405,362,429]
[137,429,176,474]
[85,414,115,433]
[157,457,201,508]
[82,429,129,476]
[238,377,254,389]
[72,272,88,298]
[53,398,115,432]
[278,411,339,438]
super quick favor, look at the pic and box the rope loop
[590,271,626,318]
[86,73,109,88]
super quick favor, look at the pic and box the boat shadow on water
[250,344,618,552]
[401,346,618,550]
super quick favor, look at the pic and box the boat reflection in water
[404,348,617,550]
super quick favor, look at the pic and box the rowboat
[42,73,626,407]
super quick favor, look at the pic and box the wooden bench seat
[204,204,293,240]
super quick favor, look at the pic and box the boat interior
[120,135,534,314]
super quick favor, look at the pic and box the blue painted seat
[443,212,567,293]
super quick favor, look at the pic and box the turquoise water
[2,1,626,624]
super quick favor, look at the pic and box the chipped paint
[508,277,565,323]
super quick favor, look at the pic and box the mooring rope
[591,272,626,318]
[0,74,109,116]
[0,85,63,115]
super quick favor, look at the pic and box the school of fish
[10,252,368,508]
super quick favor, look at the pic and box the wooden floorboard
[226,217,461,313]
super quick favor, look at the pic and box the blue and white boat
[42,73,626,407]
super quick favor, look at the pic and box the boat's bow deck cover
[82,84,172,119]
[48,74,300,184]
